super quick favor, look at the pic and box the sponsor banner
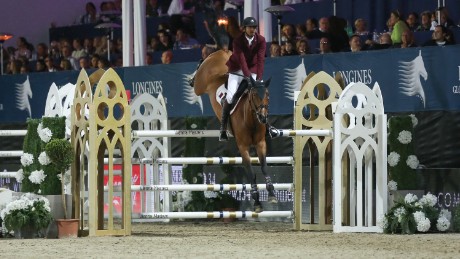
[1,46,460,123]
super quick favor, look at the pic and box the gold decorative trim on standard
[252,213,259,218]
[229,212,237,218]
[250,158,258,163]
[229,184,236,190]
[207,212,214,218]
[228,158,236,164]
[207,185,214,191]
[206,158,213,164]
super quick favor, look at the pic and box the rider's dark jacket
[226,32,266,80]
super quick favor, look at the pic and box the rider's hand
[245,77,252,88]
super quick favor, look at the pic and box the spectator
[72,38,88,60]
[167,0,196,35]
[20,64,29,74]
[147,36,159,53]
[329,16,349,52]
[295,24,308,41]
[174,28,200,49]
[354,18,369,35]
[90,54,100,69]
[79,2,99,24]
[44,57,59,72]
[97,57,111,69]
[434,7,455,29]
[318,17,329,34]
[60,59,72,71]
[61,45,79,70]
[146,53,153,65]
[305,18,321,39]
[156,30,174,51]
[83,38,95,56]
[49,41,61,60]
[281,24,296,44]
[146,0,163,17]
[79,56,91,70]
[348,34,361,52]
[14,37,33,60]
[34,43,48,61]
[35,59,47,72]
[416,11,432,31]
[270,42,281,57]
[282,40,298,56]
[423,25,454,46]
[296,39,310,55]
[400,30,417,48]
[7,59,22,74]
[319,36,332,54]
[161,50,173,64]
[406,12,419,31]
[389,10,409,44]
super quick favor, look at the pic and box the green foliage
[388,115,418,190]
[20,117,67,195]
[45,139,74,173]
[452,206,460,232]
[21,119,42,193]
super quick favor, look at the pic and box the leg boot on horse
[251,185,263,213]
[219,99,231,141]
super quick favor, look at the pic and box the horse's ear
[264,77,271,88]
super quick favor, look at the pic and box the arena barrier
[71,68,388,236]
[0,130,26,181]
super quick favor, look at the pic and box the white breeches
[226,70,256,103]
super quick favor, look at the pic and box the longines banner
[1,45,460,122]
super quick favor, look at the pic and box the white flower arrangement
[383,193,451,234]
[38,151,51,166]
[20,153,34,167]
[409,114,418,128]
[28,170,46,184]
[387,152,400,167]
[388,180,398,191]
[406,155,419,169]
[397,130,412,144]
[15,169,24,183]
[37,123,53,143]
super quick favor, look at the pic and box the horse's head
[247,76,271,124]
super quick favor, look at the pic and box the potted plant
[380,192,451,234]
[0,193,53,238]
[45,138,78,238]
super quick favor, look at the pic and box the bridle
[248,84,269,124]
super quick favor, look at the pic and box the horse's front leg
[239,148,262,212]
[256,141,278,204]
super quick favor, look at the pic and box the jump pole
[132,129,331,138]
[0,130,27,136]
[140,211,293,219]
[105,183,294,192]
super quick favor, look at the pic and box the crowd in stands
[2,0,459,75]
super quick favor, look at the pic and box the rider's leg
[219,72,241,141]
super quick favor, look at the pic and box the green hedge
[21,116,66,195]
[388,115,418,190]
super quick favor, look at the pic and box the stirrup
[219,130,228,142]
[268,126,280,138]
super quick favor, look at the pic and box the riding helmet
[242,17,258,27]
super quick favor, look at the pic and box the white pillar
[133,0,146,66]
[259,0,272,41]
[122,0,134,67]
[244,0,258,20]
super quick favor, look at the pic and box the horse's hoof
[254,205,263,213]
[268,196,278,204]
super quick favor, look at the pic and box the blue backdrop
[1,45,460,123]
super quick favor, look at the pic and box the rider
[220,16,279,141]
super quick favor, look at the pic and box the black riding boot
[219,99,231,141]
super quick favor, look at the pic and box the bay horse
[193,50,277,212]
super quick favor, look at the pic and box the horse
[193,50,277,212]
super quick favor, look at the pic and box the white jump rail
[132,129,332,138]
[0,172,17,178]
[0,130,27,136]
[155,156,294,165]
[105,183,294,192]
[140,211,293,219]
[0,151,24,157]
